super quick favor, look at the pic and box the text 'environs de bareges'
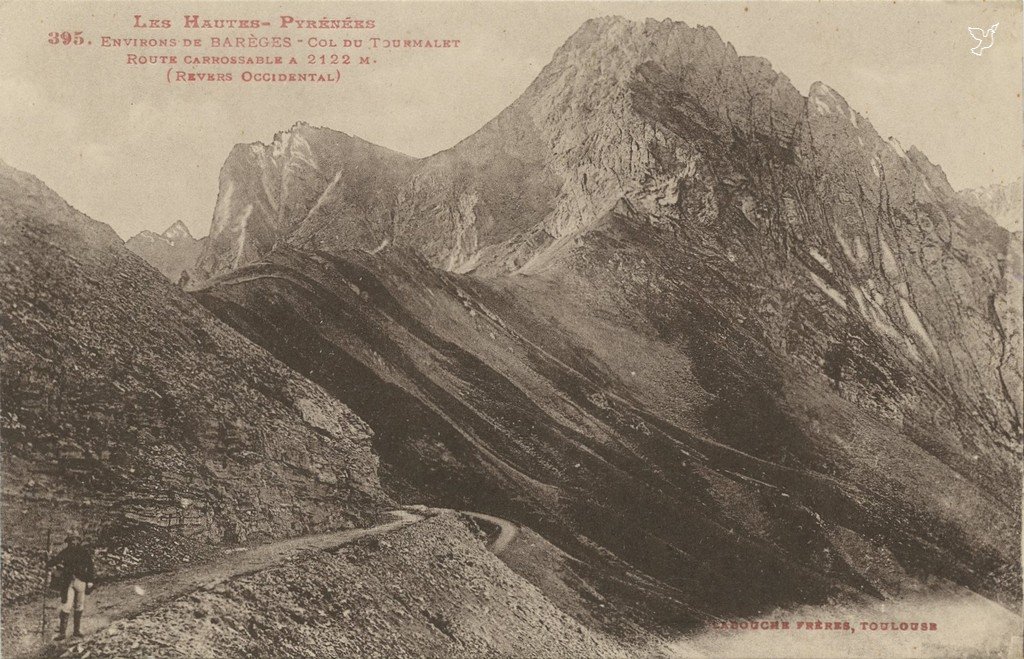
[102,14,462,51]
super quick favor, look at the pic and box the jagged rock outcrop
[191,123,415,282]
[126,220,207,284]
[0,162,387,604]
[960,177,1023,233]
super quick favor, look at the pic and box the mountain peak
[191,14,1000,289]
[232,122,351,158]
[808,81,855,118]
[162,220,194,243]
[126,219,207,282]
[552,15,729,70]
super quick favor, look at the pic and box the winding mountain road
[400,505,519,555]
[462,511,519,555]
[4,511,422,658]
[2,508,519,658]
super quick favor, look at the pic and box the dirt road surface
[461,511,519,555]
[3,510,422,658]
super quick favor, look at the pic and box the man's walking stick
[41,529,51,642]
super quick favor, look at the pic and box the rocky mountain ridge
[194,16,1020,476]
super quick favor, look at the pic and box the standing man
[47,533,95,640]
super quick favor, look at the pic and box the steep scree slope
[0,162,386,605]
[59,512,630,659]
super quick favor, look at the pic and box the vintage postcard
[1,1,1021,657]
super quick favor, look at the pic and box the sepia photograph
[1,1,1021,657]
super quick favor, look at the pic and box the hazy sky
[0,1,1020,239]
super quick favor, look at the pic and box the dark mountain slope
[0,162,386,604]
[197,244,1017,632]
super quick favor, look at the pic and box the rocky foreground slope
[0,162,386,604]
[57,512,629,659]
[187,15,1022,631]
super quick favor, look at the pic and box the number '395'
[48,31,85,45]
